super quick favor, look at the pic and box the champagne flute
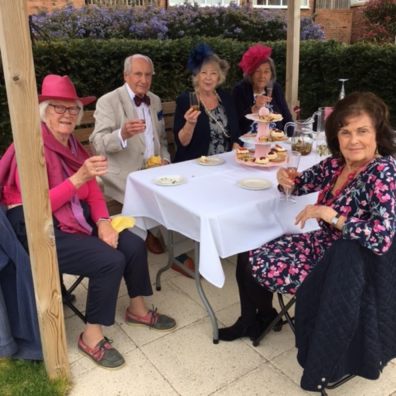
[283,150,301,203]
[265,80,274,109]
[338,78,348,100]
[189,91,200,111]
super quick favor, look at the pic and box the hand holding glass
[282,151,301,203]
[189,91,200,111]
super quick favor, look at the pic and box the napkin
[111,215,136,232]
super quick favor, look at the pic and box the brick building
[27,0,368,44]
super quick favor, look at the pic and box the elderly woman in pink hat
[0,74,176,369]
[232,44,293,136]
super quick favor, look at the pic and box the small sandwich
[146,155,162,168]
[258,111,283,123]
[236,147,251,160]
[270,129,286,141]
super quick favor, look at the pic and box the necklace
[199,92,231,139]
[317,158,374,206]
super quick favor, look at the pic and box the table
[122,150,322,342]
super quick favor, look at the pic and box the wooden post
[0,0,70,379]
[285,2,301,116]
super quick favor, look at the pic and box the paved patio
[64,251,396,396]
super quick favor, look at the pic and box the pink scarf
[0,123,93,235]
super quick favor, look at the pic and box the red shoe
[145,231,164,254]
[77,333,125,369]
[171,257,195,279]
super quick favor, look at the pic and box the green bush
[1,38,395,154]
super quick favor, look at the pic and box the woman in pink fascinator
[232,43,293,138]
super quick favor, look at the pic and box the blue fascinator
[187,43,214,75]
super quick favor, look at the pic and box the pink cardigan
[0,124,109,234]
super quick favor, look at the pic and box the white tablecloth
[123,150,322,288]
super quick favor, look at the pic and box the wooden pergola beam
[285,2,301,116]
[0,0,69,379]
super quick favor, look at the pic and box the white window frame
[253,0,309,9]
[169,0,239,6]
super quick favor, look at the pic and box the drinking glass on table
[189,91,200,111]
[282,150,301,203]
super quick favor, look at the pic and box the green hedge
[1,38,395,154]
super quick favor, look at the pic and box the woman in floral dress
[219,92,396,342]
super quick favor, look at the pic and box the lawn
[0,358,70,396]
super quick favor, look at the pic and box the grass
[0,358,70,396]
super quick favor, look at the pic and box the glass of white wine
[189,91,200,111]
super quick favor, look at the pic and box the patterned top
[206,104,229,155]
[294,155,396,255]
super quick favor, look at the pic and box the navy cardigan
[232,80,293,137]
[173,88,240,163]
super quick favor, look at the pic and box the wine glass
[283,150,301,203]
[265,80,274,109]
[338,78,349,100]
[189,91,200,111]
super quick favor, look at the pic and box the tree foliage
[360,0,396,43]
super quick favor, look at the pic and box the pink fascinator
[238,44,272,76]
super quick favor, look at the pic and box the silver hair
[39,100,84,126]
[124,54,155,76]
[192,54,230,89]
[243,57,277,84]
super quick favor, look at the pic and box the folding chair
[61,274,86,323]
[253,293,354,395]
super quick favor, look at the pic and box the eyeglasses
[49,104,81,116]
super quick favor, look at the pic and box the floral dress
[249,156,396,294]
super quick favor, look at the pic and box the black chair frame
[61,274,86,323]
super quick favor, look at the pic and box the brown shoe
[171,257,195,279]
[145,231,164,254]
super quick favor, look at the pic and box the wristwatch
[331,213,341,226]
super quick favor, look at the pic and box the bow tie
[134,95,151,107]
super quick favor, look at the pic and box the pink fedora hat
[38,74,96,105]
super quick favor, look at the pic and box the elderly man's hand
[121,119,146,140]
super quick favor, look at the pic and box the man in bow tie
[90,54,195,275]
[90,54,169,255]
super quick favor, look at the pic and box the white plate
[153,175,186,186]
[196,156,225,166]
[238,178,272,190]
[245,113,283,123]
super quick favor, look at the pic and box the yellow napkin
[111,215,136,232]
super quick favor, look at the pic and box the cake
[267,150,278,161]
[274,144,286,153]
[255,156,270,165]
[146,155,162,168]
[236,147,251,160]
[258,112,283,123]
[273,144,287,161]
[270,129,286,141]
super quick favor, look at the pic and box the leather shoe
[171,257,195,279]
[145,231,165,254]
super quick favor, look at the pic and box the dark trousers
[7,206,152,326]
[237,252,273,323]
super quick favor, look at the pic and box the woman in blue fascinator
[173,43,240,162]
